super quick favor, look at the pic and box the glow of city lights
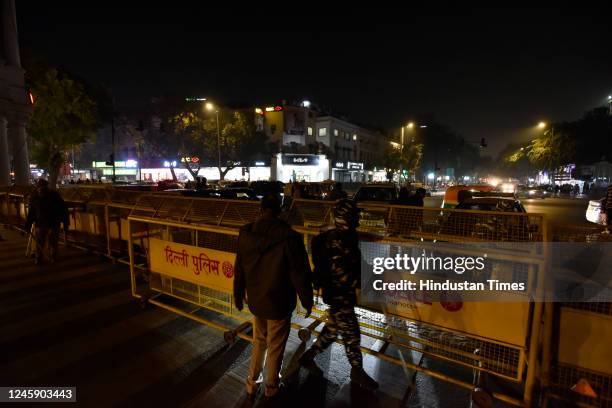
[463,175,470,181]
[420,125,427,128]
[407,122,414,129]
[489,178,500,187]
[427,172,435,180]
[302,100,311,107]
[255,108,263,114]
[538,121,546,129]
[205,102,215,111]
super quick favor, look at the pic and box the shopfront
[332,161,365,182]
[271,153,330,182]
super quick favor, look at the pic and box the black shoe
[350,367,379,392]
[299,348,323,376]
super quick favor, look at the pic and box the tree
[527,128,575,178]
[166,105,270,180]
[27,64,99,188]
[382,141,423,182]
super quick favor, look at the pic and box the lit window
[308,127,313,136]
[318,127,327,137]
[334,129,339,136]
[353,134,357,141]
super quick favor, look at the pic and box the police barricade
[126,195,262,342]
[0,185,34,227]
[288,200,547,407]
[542,225,612,408]
[125,197,547,407]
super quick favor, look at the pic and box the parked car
[353,184,398,203]
[439,197,538,241]
[219,188,258,200]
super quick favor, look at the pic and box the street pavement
[0,228,520,407]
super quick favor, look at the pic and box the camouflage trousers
[311,304,362,367]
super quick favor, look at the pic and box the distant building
[315,115,382,182]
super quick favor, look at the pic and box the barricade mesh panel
[549,363,612,408]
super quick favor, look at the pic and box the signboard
[333,162,345,169]
[149,238,235,291]
[347,161,364,170]
[282,154,319,166]
[181,156,200,163]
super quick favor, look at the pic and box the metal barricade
[125,196,549,407]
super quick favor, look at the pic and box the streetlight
[538,121,546,129]
[400,122,415,185]
[206,102,221,172]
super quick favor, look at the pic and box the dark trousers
[35,226,60,260]
[312,304,363,367]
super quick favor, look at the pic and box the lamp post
[206,102,221,172]
[398,122,415,185]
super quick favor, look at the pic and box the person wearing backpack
[233,194,313,400]
[299,199,379,391]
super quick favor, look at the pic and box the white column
[0,117,9,185]
[2,0,21,67]
[9,121,29,185]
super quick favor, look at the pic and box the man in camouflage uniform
[299,199,379,391]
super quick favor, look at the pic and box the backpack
[311,231,331,290]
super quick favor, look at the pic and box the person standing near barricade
[299,199,379,391]
[25,179,70,264]
[233,194,313,400]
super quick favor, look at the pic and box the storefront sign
[181,156,200,164]
[347,161,364,170]
[333,162,345,169]
[282,155,319,166]
[149,238,235,291]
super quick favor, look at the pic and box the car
[219,187,258,200]
[353,184,398,203]
[517,185,550,199]
[586,198,606,225]
[352,184,398,233]
[439,197,538,241]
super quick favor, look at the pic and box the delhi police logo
[222,261,234,278]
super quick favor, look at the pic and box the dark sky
[16,4,612,154]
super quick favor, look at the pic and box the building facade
[0,0,31,185]
[315,115,382,182]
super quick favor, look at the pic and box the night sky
[16,4,612,154]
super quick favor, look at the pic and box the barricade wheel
[471,387,493,408]
[298,328,311,342]
[224,330,237,344]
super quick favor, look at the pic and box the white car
[586,198,606,225]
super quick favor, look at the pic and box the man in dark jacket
[25,179,70,264]
[234,194,313,399]
[299,199,379,391]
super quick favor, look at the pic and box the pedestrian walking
[233,194,313,400]
[25,179,70,264]
[299,199,379,391]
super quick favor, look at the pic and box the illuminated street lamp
[206,102,222,171]
[538,121,546,129]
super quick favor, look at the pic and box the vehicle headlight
[528,190,535,195]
